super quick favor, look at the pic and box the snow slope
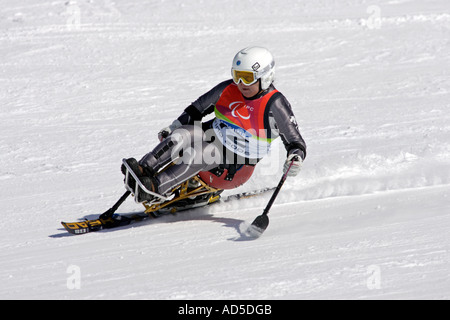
[1,0,449,299]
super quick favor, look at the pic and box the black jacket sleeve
[268,93,307,160]
[176,79,233,125]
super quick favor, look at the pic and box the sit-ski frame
[121,158,222,215]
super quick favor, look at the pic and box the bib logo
[229,101,253,120]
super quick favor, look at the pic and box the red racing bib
[213,84,279,159]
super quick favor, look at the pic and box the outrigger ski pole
[246,158,295,238]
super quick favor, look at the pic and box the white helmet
[231,46,275,90]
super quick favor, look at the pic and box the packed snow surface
[1,0,449,299]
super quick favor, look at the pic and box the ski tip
[251,214,269,229]
[61,221,92,235]
[245,224,266,239]
[247,214,269,238]
[236,218,268,240]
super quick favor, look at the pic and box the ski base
[61,187,276,235]
[61,214,146,235]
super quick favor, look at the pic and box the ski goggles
[232,69,258,86]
